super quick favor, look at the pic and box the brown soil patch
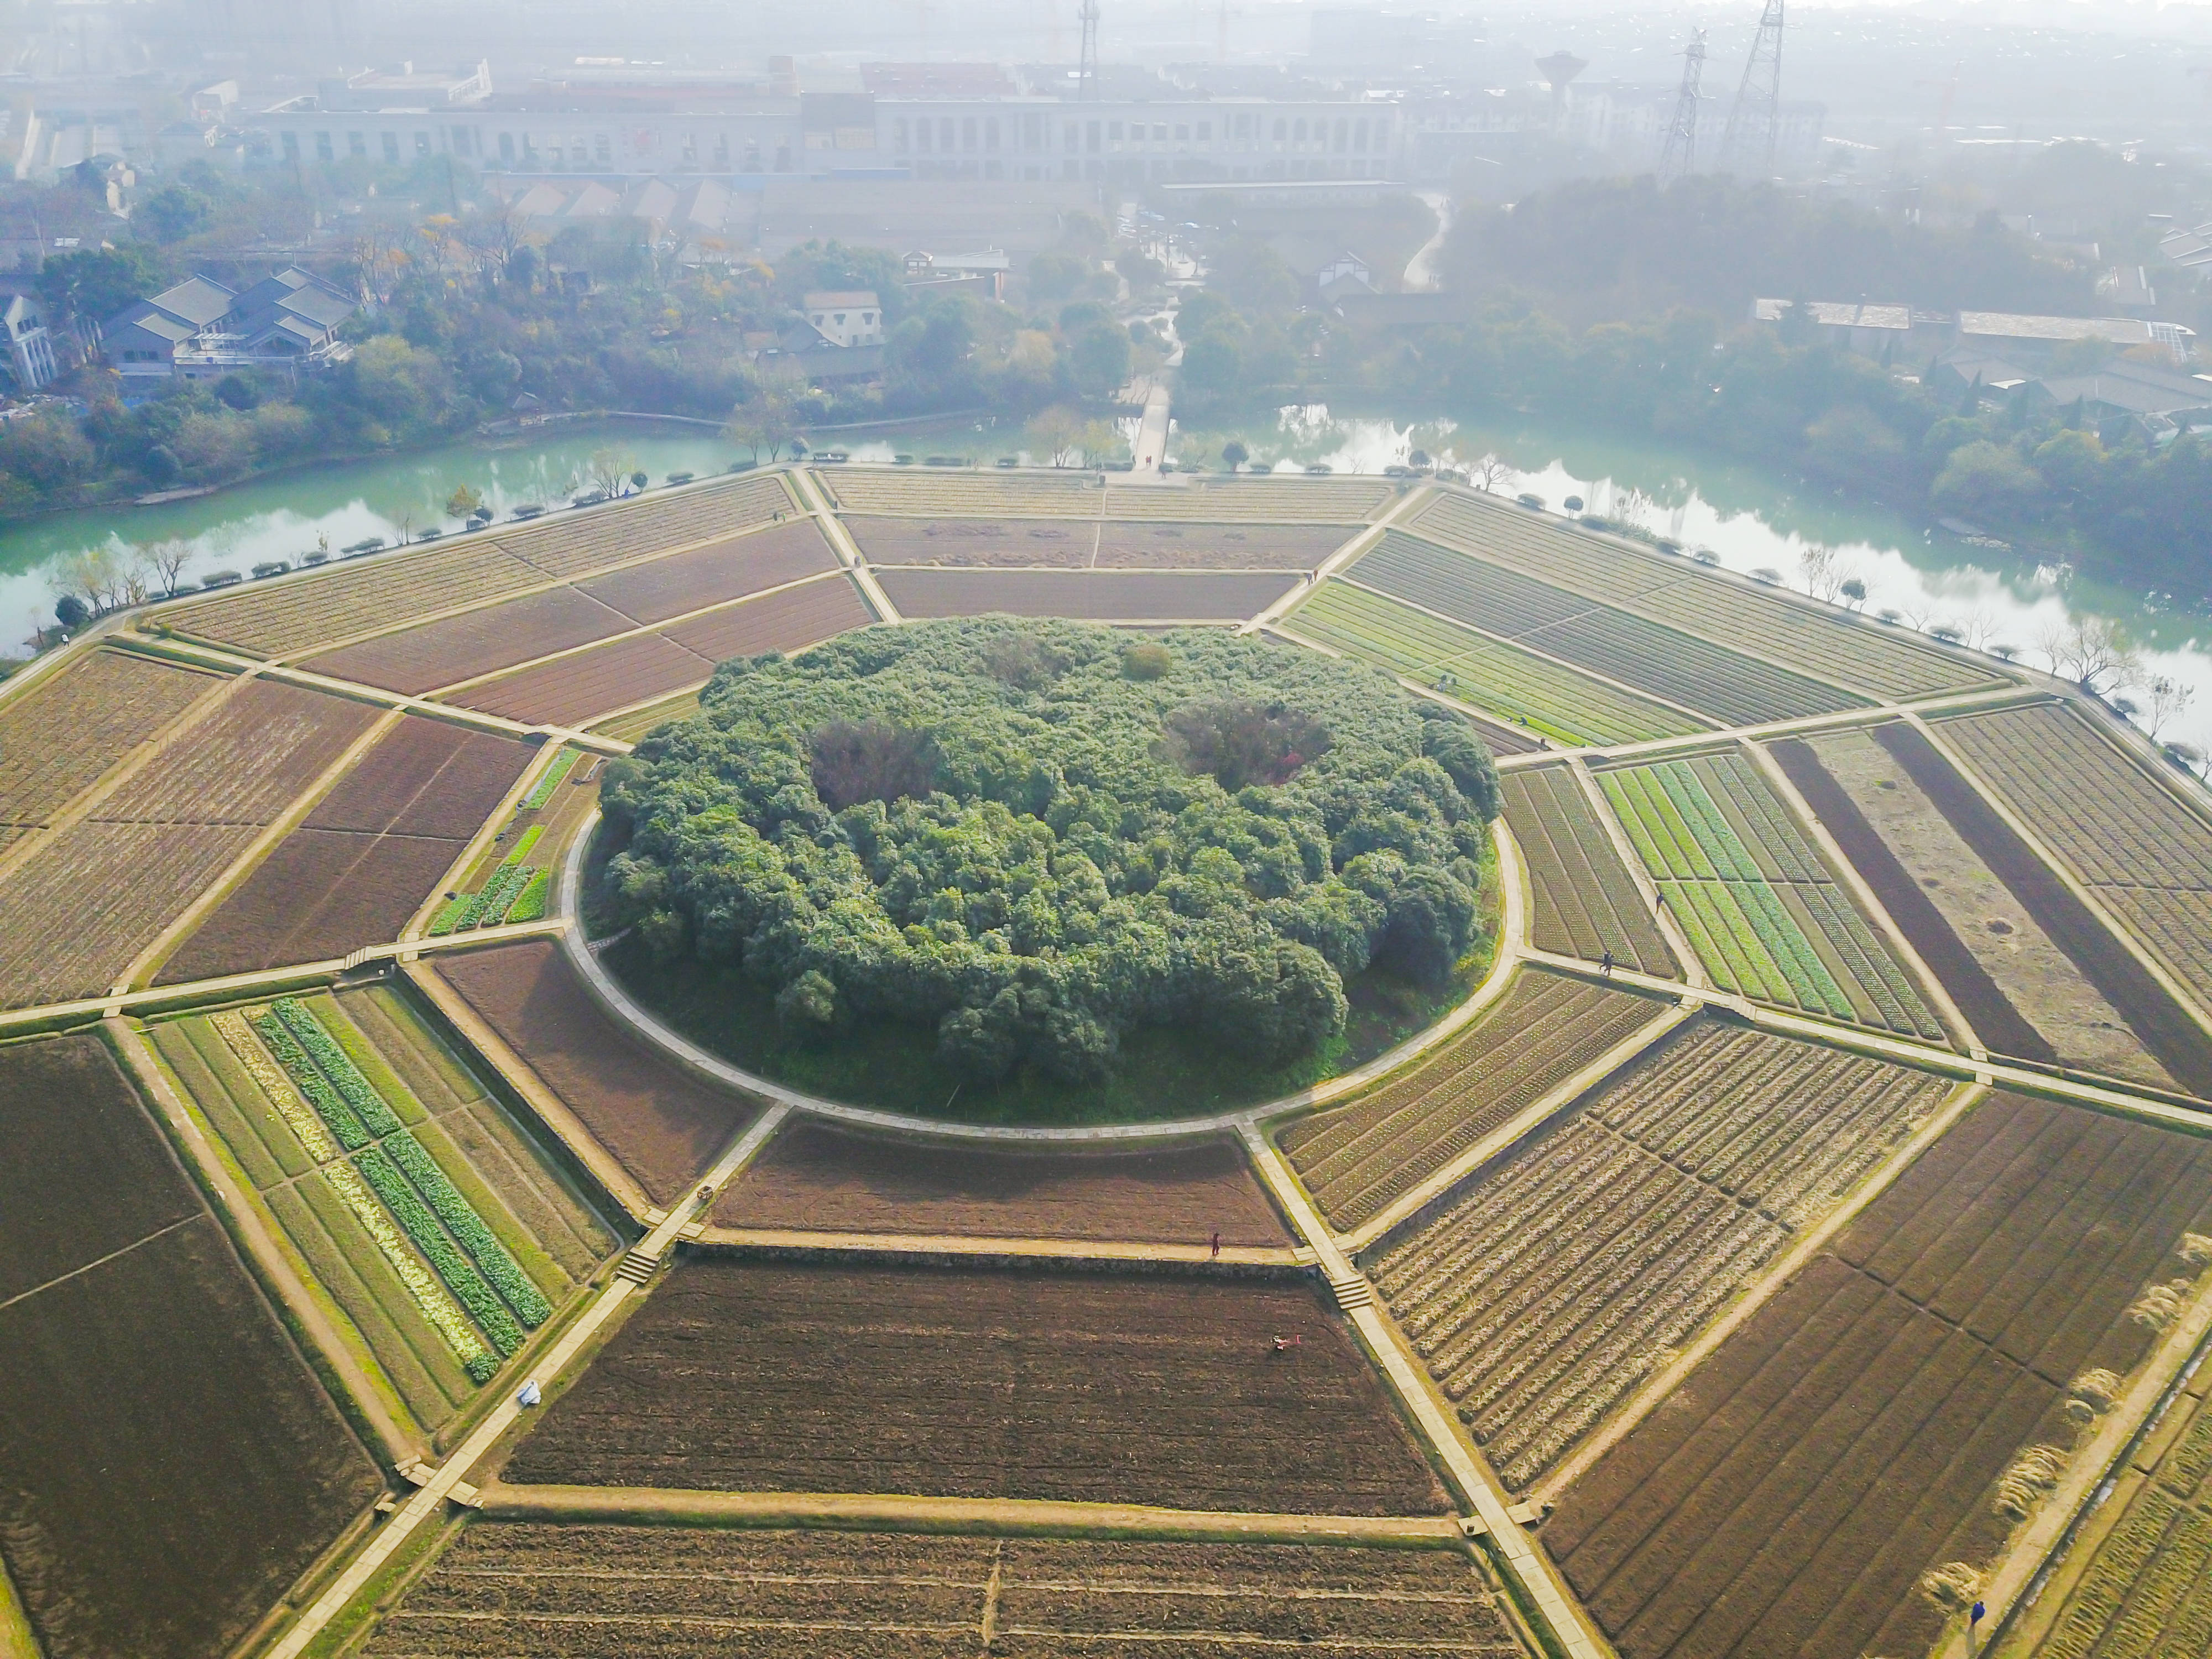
[157,831,461,981]
[430,938,757,1203]
[1503,765,1677,975]
[364,1525,1524,1658]
[660,574,875,660]
[502,1259,1450,1515]
[1772,734,2054,1064]
[849,517,1344,571]
[156,718,531,982]
[1873,723,2212,1095]
[0,680,380,1006]
[302,718,533,839]
[712,1121,1289,1245]
[450,632,712,728]
[1548,1089,2212,1659]
[877,568,1298,621]
[303,587,632,696]
[0,649,220,828]
[577,520,839,624]
[0,1035,379,1659]
[846,516,1095,568]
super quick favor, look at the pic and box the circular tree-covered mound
[594,618,1500,1117]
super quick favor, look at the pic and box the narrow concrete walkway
[690,1224,1301,1267]
[479,1483,1465,1545]
[1126,376,1176,479]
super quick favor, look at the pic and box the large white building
[244,64,1406,186]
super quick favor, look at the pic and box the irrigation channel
[7,404,2212,754]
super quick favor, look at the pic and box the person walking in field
[1210,1230,1221,1260]
[1600,950,1614,977]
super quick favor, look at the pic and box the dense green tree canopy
[600,619,1499,1086]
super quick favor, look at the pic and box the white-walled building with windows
[245,69,1407,186]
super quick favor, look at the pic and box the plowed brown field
[363,1525,1525,1658]
[712,1120,1289,1244]
[429,938,757,1202]
[0,1034,379,1659]
[302,587,632,695]
[1548,1089,2212,1659]
[576,519,839,623]
[502,1260,1450,1515]
[0,649,220,827]
[0,679,380,1005]
[157,718,532,981]
[877,568,1298,621]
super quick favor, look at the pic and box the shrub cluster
[599,618,1500,1085]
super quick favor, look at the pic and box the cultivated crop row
[365,1526,1525,1658]
[304,586,633,696]
[1501,765,1677,975]
[165,540,546,658]
[1411,491,2004,701]
[0,680,381,1006]
[1550,1089,2212,1659]
[163,473,797,658]
[1281,967,1667,1230]
[1103,476,1393,521]
[0,648,217,827]
[825,468,1106,518]
[575,518,838,624]
[1601,752,1942,1037]
[243,998,552,1376]
[1286,580,1707,747]
[494,471,796,579]
[1371,1024,1946,1488]
[1353,533,1864,728]
[429,825,545,935]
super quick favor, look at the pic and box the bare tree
[584,448,638,498]
[2043,615,2142,696]
[1472,454,1514,494]
[1797,545,1848,604]
[137,538,192,596]
[723,411,768,465]
[2144,675,2198,742]
[1029,406,1086,467]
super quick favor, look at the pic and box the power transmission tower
[1658,28,1707,181]
[1077,0,1100,99]
[1720,0,1784,176]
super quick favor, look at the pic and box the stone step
[613,1247,659,1286]
[1327,1271,1374,1312]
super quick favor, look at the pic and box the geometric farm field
[1369,1021,1953,1490]
[1599,749,1946,1039]
[362,1524,1531,1659]
[0,1032,380,1659]
[1547,1089,2212,1659]
[144,988,614,1434]
[500,1259,1454,1517]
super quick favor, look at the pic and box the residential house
[803,289,883,347]
[104,267,356,384]
[0,286,60,389]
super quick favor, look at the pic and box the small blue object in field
[517,1380,541,1408]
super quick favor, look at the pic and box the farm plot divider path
[1599,748,1945,1040]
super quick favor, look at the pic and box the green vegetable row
[254,1001,550,1359]
[521,748,578,810]
[275,999,551,1328]
[354,1144,522,1361]
[502,823,545,867]
[505,867,553,923]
